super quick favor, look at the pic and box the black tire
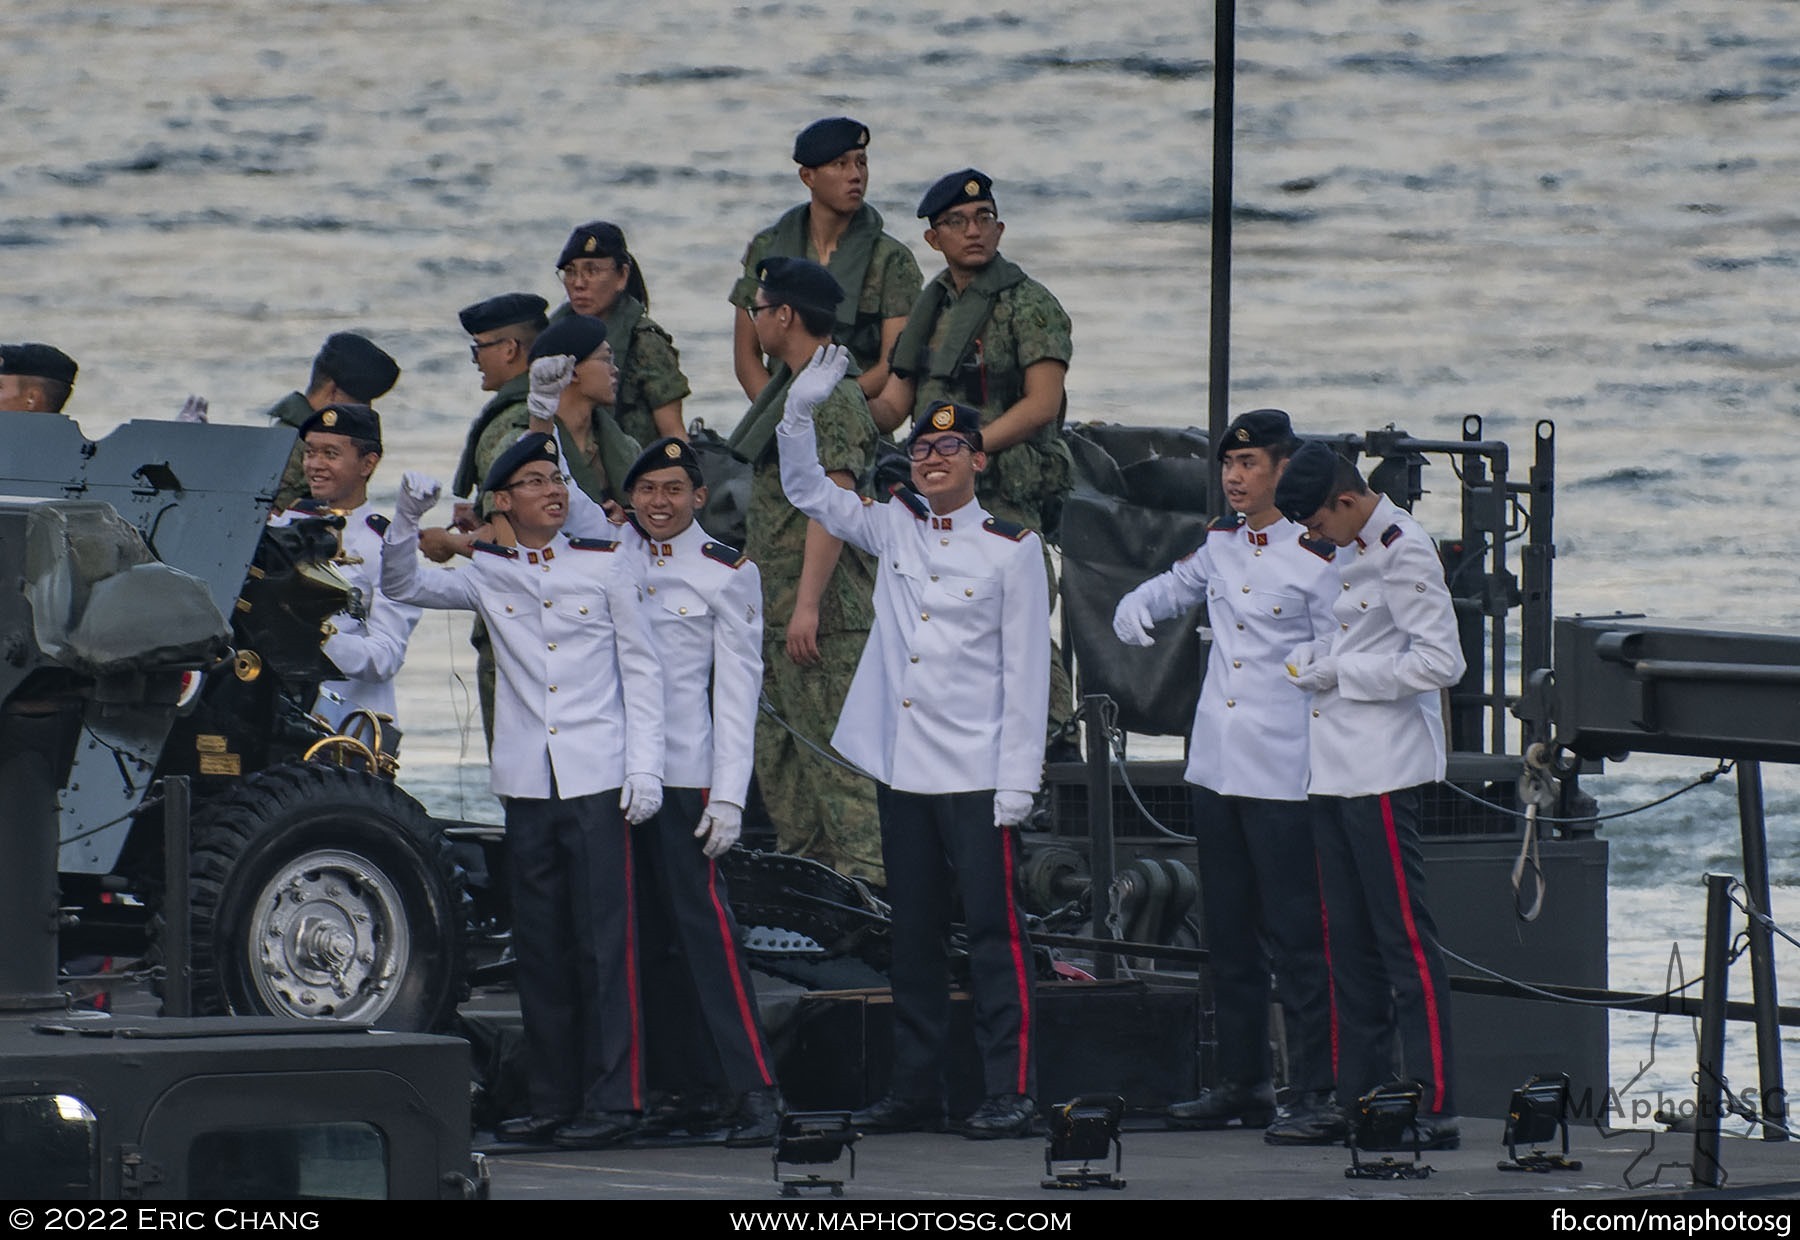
[179,764,465,1031]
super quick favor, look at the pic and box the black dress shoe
[850,1092,947,1134]
[962,1094,1036,1140]
[1356,1114,1461,1152]
[724,1088,785,1148]
[495,1113,573,1143]
[1166,1080,1277,1130]
[552,1111,640,1149]
[1263,1091,1349,1146]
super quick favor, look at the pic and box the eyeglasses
[931,208,999,233]
[469,338,512,360]
[558,261,618,286]
[907,437,976,461]
[500,472,569,492]
[745,302,780,320]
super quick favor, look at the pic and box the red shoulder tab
[982,516,1030,542]
[472,540,518,559]
[568,537,619,552]
[702,541,747,569]
[1380,524,1403,547]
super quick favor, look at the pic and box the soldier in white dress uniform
[777,345,1049,1141]
[555,433,785,1148]
[380,432,665,1152]
[1111,408,1343,1144]
[1275,439,1467,1151]
[274,402,420,731]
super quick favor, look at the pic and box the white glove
[1286,647,1339,692]
[994,790,1035,828]
[395,471,442,524]
[527,355,576,421]
[694,800,743,859]
[620,773,664,825]
[176,394,209,423]
[1111,587,1158,647]
[781,344,850,427]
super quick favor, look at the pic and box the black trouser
[635,786,777,1097]
[1191,786,1334,1094]
[876,785,1036,1102]
[1311,786,1457,1116]
[504,787,643,1116]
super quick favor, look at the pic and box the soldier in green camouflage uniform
[551,221,691,447]
[263,333,400,510]
[731,257,883,885]
[872,170,1075,731]
[436,295,550,751]
[730,117,922,403]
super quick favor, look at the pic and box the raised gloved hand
[395,471,442,524]
[694,800,743,859]
[781,344,850,428]
[620,773,664,825]
[527,355,576,421]
[1286,646,1339,692]
[994,790,1035,828]
[175,394,209,423]
[1111,586,1158,647]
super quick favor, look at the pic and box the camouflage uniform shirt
[731,222,922,375]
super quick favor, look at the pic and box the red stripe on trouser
[1001,828,1030,1096]
[1379,793,1446,1113]
[708,857,774,1087]
[622,816,643,1111]
[1316,852,1339,1079]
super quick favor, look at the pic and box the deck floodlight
[1345,1081,1433,1180]
[772,1110,858,1198]
[1041,1094,1127,1191]
[1499,1072,1582,1172]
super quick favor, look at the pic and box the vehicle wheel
[178,763,465,1030]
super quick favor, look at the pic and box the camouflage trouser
[756,628,885,886]
[984,496,1073,733]
[472,617,496,754]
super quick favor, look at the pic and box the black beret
[1274,440,1345,524]
[314,333,400,403]
[0,343,77,386]
[756,256,844,317]
[299,402,382,450]
[907,400,984,445]
[917,168,995,221]
[557,221,629,271]
[528,314,608,363]
[459,292,549,335]
[623,436,705,494]
[1217,408,1298,462]
[793,117,869,167]
[484,431,561,495]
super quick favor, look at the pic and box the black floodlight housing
[1041,1094,1127,1191]
[773,1110,858,1198]
[1499,1072,1582,1172]
[1346,1080,1433,1181]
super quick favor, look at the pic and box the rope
[1442,944,1703,1010]
[1727,882,1800,955]
[1437,759,1734,825]
[757,697,881,783]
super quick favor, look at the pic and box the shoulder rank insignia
[1380,523,1404,547]
[568,537,619,552]
[286,497,329,516]
[702,541,747,569]
[1298,533,1336,562]
[365,512,391,536]
[1207,513,1246,535]
[887,482,930,519]
[982,515,1029,541]
[472,540,518,559]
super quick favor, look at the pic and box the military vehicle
[1,412,465,1032]
[0,483,481,1199]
